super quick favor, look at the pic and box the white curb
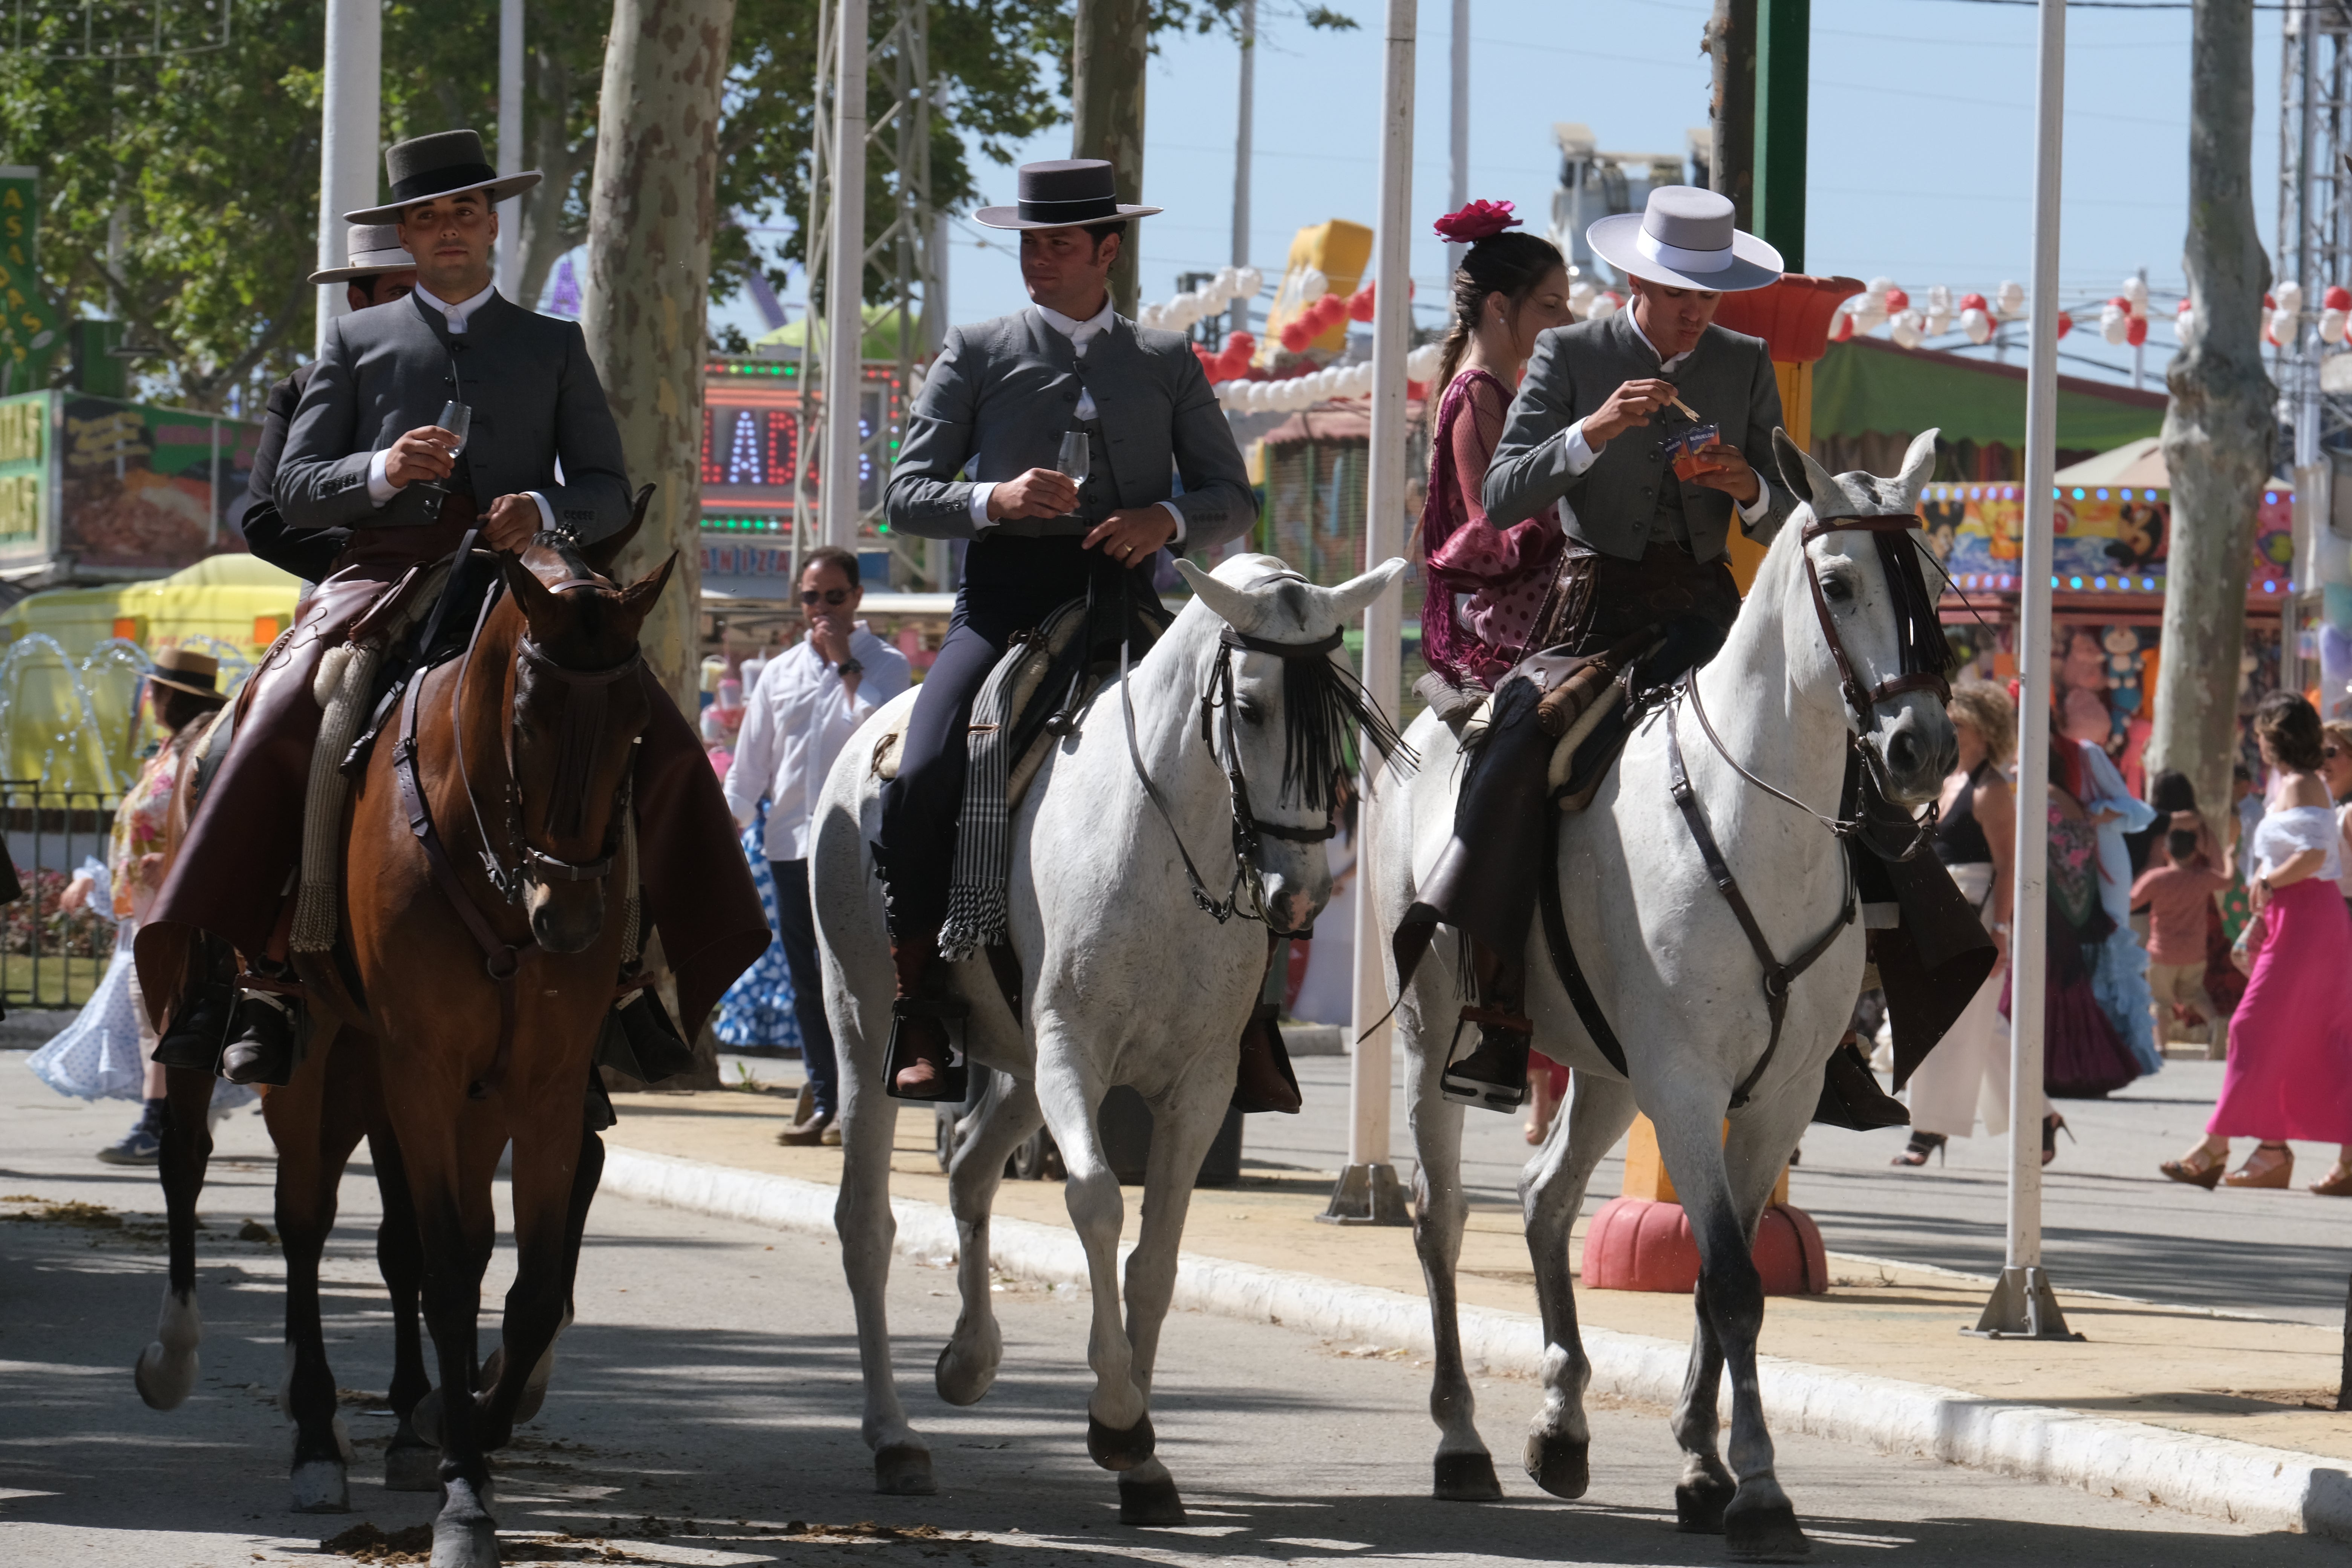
[600,1145,2352,1539]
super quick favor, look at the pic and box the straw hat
[147,647,228,706]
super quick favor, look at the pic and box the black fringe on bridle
[1871,527,1958,688]
[1268,644,1417,813]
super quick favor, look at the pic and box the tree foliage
[0,0,1341,409]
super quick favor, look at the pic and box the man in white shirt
[726,547,911,1141]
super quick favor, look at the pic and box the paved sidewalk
[631,1056,2352,1477]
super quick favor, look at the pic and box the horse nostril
[1888,731,1922,775]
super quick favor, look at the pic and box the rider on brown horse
[138,129,766,1084]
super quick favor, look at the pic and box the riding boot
[220,986,300,1087]
[1440,938,1534,1112]
[599,974,699,1084]
[153,977,237,1072]
[886,931,967,1102]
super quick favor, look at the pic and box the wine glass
[412,401,472,519]
[1056,430,1089,484]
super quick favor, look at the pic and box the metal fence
[2,781,122,1010]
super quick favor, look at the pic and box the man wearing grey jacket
[141,130,751,1089]
[1413,186,1797,1110]
[874,158,1282,1106]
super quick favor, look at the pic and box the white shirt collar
[1623,298,1695,374]
[415,282,498,333]
[1035,296,1117,351]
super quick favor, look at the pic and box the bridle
[392,575,644,1098]
[1121,625,1344,939]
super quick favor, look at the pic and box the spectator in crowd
[1894,680,2017,1167]
[725,548,911,1145]
[29,649,236,1160]
[2073,734,2161,1076]
[2321,719,2352,906]
[2131,820,2233,1059]
[2161,693,2352,1191]
[2031,721,2139,1138]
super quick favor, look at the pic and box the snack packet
[1666,422,1722,482]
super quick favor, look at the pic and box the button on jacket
[882,306,1253,551]
[278,288,631,541]
[1482,309,1792,564]
[724,624,913,861]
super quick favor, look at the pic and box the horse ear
[1894,427,1941,508]
[1771,427,1844,513]
[581,484,655,577]
[498,553,564,628]
[1325,556,1408,622]
[1174,558,1259,632]
[616,551,677,624]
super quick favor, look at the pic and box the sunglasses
[799,587,853,606]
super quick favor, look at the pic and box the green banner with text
[0,168,62,394]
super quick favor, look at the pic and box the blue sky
[714,0,2285,390]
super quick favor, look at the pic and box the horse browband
[1799,512,1953,714]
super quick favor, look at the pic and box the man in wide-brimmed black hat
[873,158,1298,1109]
[141,129,766,1091]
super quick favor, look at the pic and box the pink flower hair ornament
[1433,199,1522,243]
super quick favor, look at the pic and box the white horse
[813,552,1406,1525]
[1373,431,1955,1560]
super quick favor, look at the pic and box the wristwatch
[835,658,864,679]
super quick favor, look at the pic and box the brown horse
[328,531,672,1568]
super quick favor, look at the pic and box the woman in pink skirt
[2161,692,2352,1189]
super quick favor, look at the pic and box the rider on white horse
[873,158,1298,1113]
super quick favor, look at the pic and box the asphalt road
[0,1058,2337,1567]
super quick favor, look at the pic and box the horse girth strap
[395,670,534,1101]
[1664,701,1855,1111]
[1536,806,1630,1080]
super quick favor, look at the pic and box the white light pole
[1323,0,1415,1228]
[315,0,381,353]
[1231,0,1255,340]
[1972,0,2078,1342]
[497,0,524,300]
[822,0,870,550]
[1447,0,1467,275]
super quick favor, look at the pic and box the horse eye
[1822,574,1856,604]
[1236,700,1265,725]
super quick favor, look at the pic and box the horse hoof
[1118,1474,1187,1527]
[873,1442,937,1496]
[412,1387,443,1448]
[1676,1473,1736,1534]
[133,1342,199,1411]
[1433,1450,1503,1501]
[289,1458,350,1513]
[1724,1495,1811,1562]
[934,1336,1000,1407]
[1523,1431,1589,1499]
[432,1478,499,1568]
[384,1442,441,1492]
[1086,1412,1156,1472]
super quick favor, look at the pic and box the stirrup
[1439,1005,1533,1112]
[884,996,969,1103]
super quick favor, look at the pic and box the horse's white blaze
[814,553,1404,1511]
[1377,435,1954,1543]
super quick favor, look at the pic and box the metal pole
[1322,0,1414,1229]
[1972,0,2077,1342]
[1446,0,1467,275]
[1231,0,1255,339]
[2132,265,2147,391]
[1753,0,1808,273]
[496,0,524,299]
[315,0,381,353]
[822,0,870,551]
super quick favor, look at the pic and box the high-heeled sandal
[2159,1144,2226,1189]
[2223,1141,2294,1189]
[1891,1132,1946,1167]
[2042,1113,2072,1167]
[2309,1161,2352,1197]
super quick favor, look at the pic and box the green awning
[1809,336,2167,451]
[756,304,928,362]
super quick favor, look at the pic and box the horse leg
[834,1063,933,1495]
[1103,1085,1230,1527]
[400,1110,506,1568]
[1519,1068,1637,1500]
[1708,1094,1821,1560]
[936,1074,1045,1408]
[478,1113,600,1440]
[136,1064,219,1410]
[1654,1095,1809,1559]
[364,1106,438,1491]
[267,1030,364,1513]
[1404,1017,1500,1502]
[1032,1049,1150,1472]
[474,1109,590,1455]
